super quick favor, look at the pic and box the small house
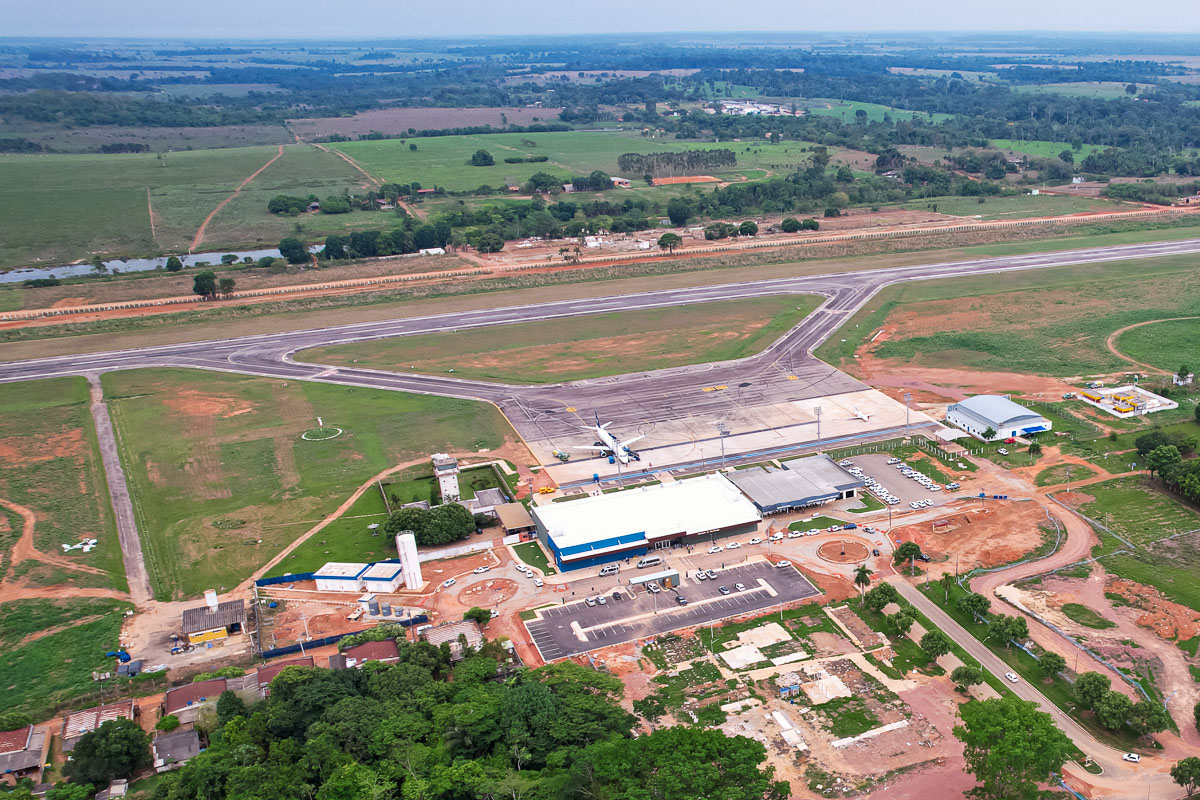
[181,593,245,645]
[152,729,201,773]
[330,639,401,669]
[163,678,227,724]
[421,620,484,662]
[495,503,536,537]
[61,700,138,753]
[252,656,314,697]
[0,725,49,785]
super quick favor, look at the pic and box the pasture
[901,193,1123,220]
[987,138,1109,161]
[299,295,822,384]
[1011,82,1148,100]
[0,378,124,589]
[0,144,364,268]
[806,99,953,124]
[102,369,514,600]
[1114,318,1200,374]
[0,597,133,718]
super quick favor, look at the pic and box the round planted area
[302,426,344,441]
[817,539,870,564]
[459,578,519,605]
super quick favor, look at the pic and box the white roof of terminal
[315,562,369,579]
[532,474,761,549]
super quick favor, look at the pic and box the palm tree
[853,565,873,598]
[940,572,955,603]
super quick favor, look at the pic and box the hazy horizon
[5,0,1200,39]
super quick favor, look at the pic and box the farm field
[288,106,565,139]
[0,377,124,589]
[6,122,291,154]
[299,294,822,384]
[1011,81,1149,99]
[987,138,1109,160]
[1069,477,1200,612]
[102,369,516,600]
[1113,318,1200,374]
[0,597,133,719]
[806,99,953,124]
[819,252,1200,377]
[900,193,1125,220]
[332,130,826,193]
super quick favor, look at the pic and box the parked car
[787,530,804,539]
[872,548,881,557]
[997,448,1010,456]
[1004,437,1017,444]
[612,591,622,601]
[526,570,538,579]
[647,583,661,594]
[718,585,731,595]
[707,545,723,554]
[1004,672,1019,684]
[726,541,741,550]
[675,595,688,606]
[695,571,707,581]
[775,560,792,568]
[585,596,598,607]
[1122,753,1140,763]
[748,537,763,545]
[705,569,718,580]
[807,528,820,535]
[534,578,544,588]
[918,553,931,562]
[473,566,491,574]
[734,583,747,591]
[442,578,456,588]
[769,532,784,542]
[828,525,841,532]
[597,595,607,605]
[947,482,961,490]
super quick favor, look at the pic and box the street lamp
[814,406,823,450]
[903,392,912,434]
[717,421,730,466]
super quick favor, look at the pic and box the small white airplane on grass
[851,406,872,422]
[578,413,645,465]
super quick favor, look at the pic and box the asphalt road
[525,561,819,660]
[5,237,1200,459]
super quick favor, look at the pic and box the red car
[1004,437,1017,444]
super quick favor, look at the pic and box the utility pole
[814,406,823,451]
[718,421,730,466]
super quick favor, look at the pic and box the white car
[775,560,792,568]
[787,530,804,539]
[886,458,901,465]
[839,460,852,467]
[807,528,820,535]
[708,545,723,554]
[997,448,1010,456]
[1004,672,1019,684]
[515,564,530,573]
[1122,753,1141,763]
[726,541,741,550]
[695,570,707,581]
[647,583,661,594]
[734,583,747,591]
[442,578,456,588]
[769,533,784,542]
[909,501,921,509]
[947,482,961,490]
[525,570,538,579]
[534,578,544,587]
[473,566,491,574]
[748,537,763,545]
[828,525,841,532]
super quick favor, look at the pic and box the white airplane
[852,407,872,422]
[579,414,645,465]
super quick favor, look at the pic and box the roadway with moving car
[5,238,1200,475]
[523,561,820,660]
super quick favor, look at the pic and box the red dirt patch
[457,578,518,607]
[0,428,85,465]
[817,539,869,563]
[162,389,254,419]
[893,502,1050,574]
[1106,578,1200,642]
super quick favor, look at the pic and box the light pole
[718,421,730,467]
[903,392,912,434]
[814,406,823,451]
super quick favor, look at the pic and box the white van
[599,564,620,577]
[636,555,662,569]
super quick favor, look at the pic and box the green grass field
[512,540,554,574]
[0,144,365,268]
[0,378,124,589]
[0,598,133,718]
[1036,463,1097,487]
[819,251,1200,378]
[1114,318,1200,374]
[334,130,827,193]
[806,99,953,124]
[987,138,1109,160]
[902,193,1124,220]
[1012,82,1148,100]
[1061,602,1117,629]
[102,369,514,600]
[300,295,822,384]
[1076,477,1200,548]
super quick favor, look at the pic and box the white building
[359,562,405,592]
[314,562,369,592]
[945,395,1052,441]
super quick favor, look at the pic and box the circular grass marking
[302,427,343,441]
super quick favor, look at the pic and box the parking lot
[847,453,961,508]
[524,561,820,660]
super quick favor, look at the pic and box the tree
[278,237,308,264]
[986,614,1028,648]
[155,714,180,732]
[954,696,1073,800]
[801,218,820,230]
[738,220,758,237]
[1195,699,1200,731]
[216,689,247,726]
[320,196,352,214]
[192,270,217,298]
[940,572,955,602]
[217,277,236,297]
[1173,757,1200,797]
[476,230,505,253]
[666,197,692,227]
[1059,149,1075,164]
[893,541,922,566]
[853,565,873,597]
[958,592,991,619]
[1038,651,1066,678]
[919,629,952,659]
[1073,671,1111,710]
[469,149,495,166]
[1096,690,1133,730]
[323,235,347,260]
[1129,699,1170,736]
[463,607,492,626]
[0,711,32,730]
[657,232,682,253]
[1147,444,1182,478]
[887,610,914,636]
[165,255,183,272]
[863,582,900,611]
[1027,441,1043,458]
[981,426,997,441]
[951,665,983,689]
[220,254,238,265]
[780,217,801,233]
[64,718,151,785]
[1126,83,1139,95]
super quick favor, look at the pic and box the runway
[4,237,1200,466]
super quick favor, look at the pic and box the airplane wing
[577,445,613,452]
[619,434,646,449]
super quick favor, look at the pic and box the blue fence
[256,572,315,587]
[259,614,428,660]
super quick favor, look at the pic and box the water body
[0,246,319,285]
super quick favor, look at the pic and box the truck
[1085,380,1104,389]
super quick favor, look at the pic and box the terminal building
[725,455,864,515]
[945,395,1051,441]
[530,474,761,571]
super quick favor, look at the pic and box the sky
[5,0,1200,39]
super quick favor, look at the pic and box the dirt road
[86,374,152,605]
[1104,316,1200,376]
[189,145,284,252]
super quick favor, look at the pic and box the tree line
[616,148,736,177]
